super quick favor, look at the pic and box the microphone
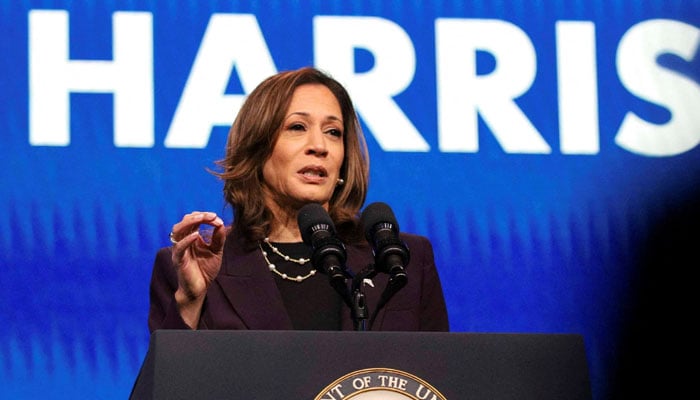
[297,203,349,284]
[361,202,409,284]
[361,202,410,328]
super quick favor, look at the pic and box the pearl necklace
[259,238,316,283]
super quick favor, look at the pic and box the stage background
[1,1,698,399]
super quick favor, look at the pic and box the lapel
[216,232,293,329]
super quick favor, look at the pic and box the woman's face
[262,83,345,211]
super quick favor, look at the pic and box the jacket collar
[216,231,293,329]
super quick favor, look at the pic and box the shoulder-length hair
[212,66,370,248]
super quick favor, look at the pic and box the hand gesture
[169,211,226,325]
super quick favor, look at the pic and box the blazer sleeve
[373,234,450,332]
[147,247,192,332]
[416,236,450,331]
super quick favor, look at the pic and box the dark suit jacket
[148,230,449,332]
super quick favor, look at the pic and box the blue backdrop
[2,1,699,399]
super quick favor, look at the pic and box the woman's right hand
[169,211,227,327]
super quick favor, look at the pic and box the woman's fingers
[170,212,222,242]
[170,212,202,238]
[208,223,227,252]
[171,231,201,266]
[170,212,225,264]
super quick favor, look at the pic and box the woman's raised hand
[169,211,227,327]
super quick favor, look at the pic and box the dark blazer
[148,230,449,332]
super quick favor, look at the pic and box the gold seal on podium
[315,367,447,400]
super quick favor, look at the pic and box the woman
[148,67,448,332]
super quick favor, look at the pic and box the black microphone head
[361,202,399,241]
[297,203,335,245]
[297,203,348,286]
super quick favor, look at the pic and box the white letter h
[29,10,154,147]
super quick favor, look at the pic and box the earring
[337,178,345,186]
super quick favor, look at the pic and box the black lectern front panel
[130,330,591,399]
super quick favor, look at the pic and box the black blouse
[267,242,342,330]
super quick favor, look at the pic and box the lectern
[130,330,591,399]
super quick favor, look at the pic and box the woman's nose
[306,127,328,156]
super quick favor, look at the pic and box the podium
[130,330,591,399]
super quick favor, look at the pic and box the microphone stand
[350,264,378,331]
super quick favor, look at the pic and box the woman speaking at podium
[148,67,448,332]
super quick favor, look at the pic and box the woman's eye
[327,128,343,137]
[290,123,305,131]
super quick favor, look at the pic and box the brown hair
[212,67,370,248]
